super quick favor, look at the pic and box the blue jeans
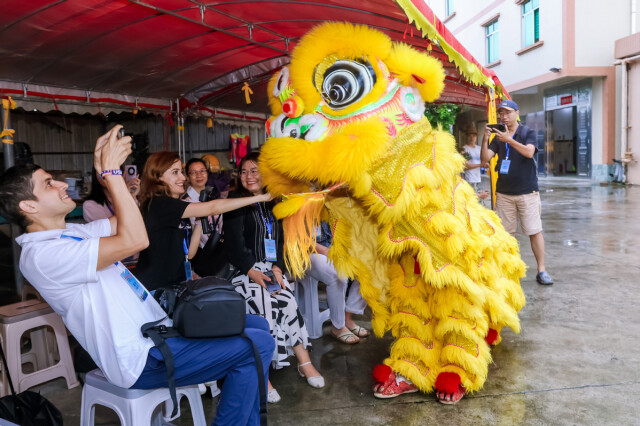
[131,314,274,426]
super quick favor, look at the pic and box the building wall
[432,0,563,86]
[575,0,632,67]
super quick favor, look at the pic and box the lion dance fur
[259,22,526,394]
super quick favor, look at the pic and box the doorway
[546,106,577,175]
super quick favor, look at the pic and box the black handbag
[141,276,266,425]
[0,341,64,426]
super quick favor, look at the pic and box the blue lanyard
[61,233,119,266]
[182,228,190,257]
[255,203,273,239]
[106,203,114,215]
[505,144,510,160]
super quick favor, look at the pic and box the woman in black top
[224,152,324,403]
[134,151,270,291]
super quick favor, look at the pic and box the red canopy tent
[0,0,508,118]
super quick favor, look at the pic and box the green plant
[424,103,460,133]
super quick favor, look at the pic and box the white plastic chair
[80,369,206,426]
[0,300,78,397]
[294,275,331,339]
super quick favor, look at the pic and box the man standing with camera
[481,100,553,285]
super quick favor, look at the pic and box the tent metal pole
[1,101,24,295]
[1,101,14,170]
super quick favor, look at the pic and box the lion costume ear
[385,43,445,103]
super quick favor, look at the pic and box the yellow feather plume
[386,43,446,102]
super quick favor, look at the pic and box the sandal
[331,330,359,345]
[349,325,370,338]
[435,372,465,405]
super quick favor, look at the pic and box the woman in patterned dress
[224,152,324,403]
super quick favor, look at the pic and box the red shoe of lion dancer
[372,364,418,399]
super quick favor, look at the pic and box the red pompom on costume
[485,328,499,346]
[372,364,393,384]
[435,372,461,394]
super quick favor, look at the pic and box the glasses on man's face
[188,169,207,176]
[240,168,260,177]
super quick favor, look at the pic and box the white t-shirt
[15,220,168,388]
[463,144,482,184]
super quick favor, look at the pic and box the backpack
[0,341,64,426]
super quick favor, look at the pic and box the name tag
[184,260,193,281]
[264,238,277,262]
[499,159,511,175]
[117,263,149,302]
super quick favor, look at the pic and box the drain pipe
[614,53,640,181]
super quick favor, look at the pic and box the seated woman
[133,152,270,292]
[83,166,140,221]
[224,152,324,403]
[308,221,369,344]
[182,157,230,280]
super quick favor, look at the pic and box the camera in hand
[487,123,506,133]
[198,186,222,234]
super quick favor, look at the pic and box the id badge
[184,260,193,281]
[264,238,277,262]
[117,263,149,302]
[499,159,511,175]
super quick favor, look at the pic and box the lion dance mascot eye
[260,22,526,404]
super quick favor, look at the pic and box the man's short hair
[0,164,42,230]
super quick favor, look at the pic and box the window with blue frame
[445,0,454,17]
[522,0,540,47]
[485,20,499,64]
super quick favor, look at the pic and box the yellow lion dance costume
[260,22,526,402]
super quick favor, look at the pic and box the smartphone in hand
[263,270,281,293]
[487,123,506,133]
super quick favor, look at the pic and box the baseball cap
[497,99,519,111]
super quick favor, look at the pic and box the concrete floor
[26,177,640,425]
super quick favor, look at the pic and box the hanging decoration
[1,97,17,143]
[242,81,253,104]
